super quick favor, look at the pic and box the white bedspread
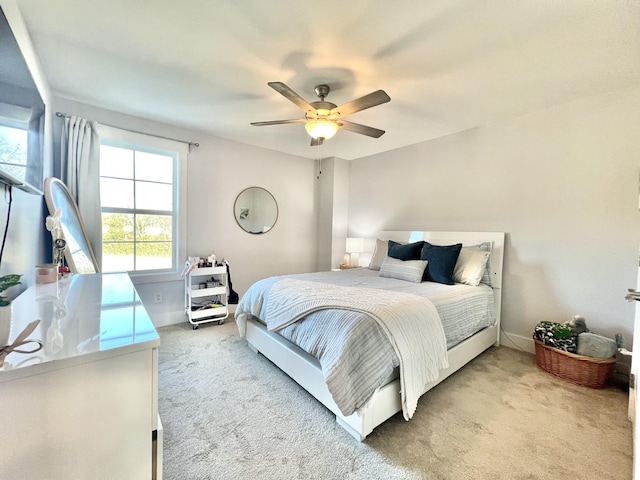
[264,278,449,420]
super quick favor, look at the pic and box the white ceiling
[13,0,640,160]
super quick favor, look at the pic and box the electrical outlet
[154,293,162,304]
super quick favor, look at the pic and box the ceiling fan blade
[250,119,306,126]
[338,120,386,138]
[268,82,315,114]
[310,137,324,147]
[330,90,390,118]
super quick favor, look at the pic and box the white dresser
[0,273,161,479]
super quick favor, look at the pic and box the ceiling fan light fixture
[305,119,339,140]
[252,82,390,145]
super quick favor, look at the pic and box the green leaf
[0,274,21,294]
[552,325,573,339]
[0,296,10,307]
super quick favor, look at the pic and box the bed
[235,231,505,441]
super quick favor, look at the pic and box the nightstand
[339,264,361,270]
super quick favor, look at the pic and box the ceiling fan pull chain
[316,143,322,179]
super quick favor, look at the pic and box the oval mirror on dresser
[233,187,278,234]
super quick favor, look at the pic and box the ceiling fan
[251,82,391,146]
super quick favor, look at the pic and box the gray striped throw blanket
[264,278,448,420]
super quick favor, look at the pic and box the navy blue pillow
[388,240,424,261]
[420,242,463,284]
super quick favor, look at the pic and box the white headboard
[378,231,504,289]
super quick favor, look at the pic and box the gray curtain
[60,115,102,270]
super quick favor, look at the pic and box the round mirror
[234,187,278,234]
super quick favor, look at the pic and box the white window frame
[99,125,188,284]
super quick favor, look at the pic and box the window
[0,107,29,183]
[99,126,187,279]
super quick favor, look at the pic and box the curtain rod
[55,112,200,149]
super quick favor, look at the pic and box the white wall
[348,85,640,350]
[186,134,318,295]
[49,96,318,327]
[316,157,350,271]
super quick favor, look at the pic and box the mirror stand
[44,177,99,274]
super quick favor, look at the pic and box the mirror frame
[233,186,278,235]
[44,177,99,274]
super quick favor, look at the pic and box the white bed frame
[243,231,505,441]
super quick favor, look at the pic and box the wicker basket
[534,339,616,388]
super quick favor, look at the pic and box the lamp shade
[305,119,339,140]
[346,237,365,253]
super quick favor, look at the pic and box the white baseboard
[500,331,535,355]
[151,310,186,328]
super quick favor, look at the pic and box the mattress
[249,268,496,348]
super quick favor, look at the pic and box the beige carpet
[157,321,632,480]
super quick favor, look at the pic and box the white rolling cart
[184,263,229,329]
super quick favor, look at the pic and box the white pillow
[453,245,490,286]
[477,243,493,286]
[368,238,389,270]
[379,256,428,283]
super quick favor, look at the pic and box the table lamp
[345,237,365,267]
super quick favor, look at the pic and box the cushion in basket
[533,321,577,353]
[576,332,617,359]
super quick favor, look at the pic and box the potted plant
[0,274,20,307]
